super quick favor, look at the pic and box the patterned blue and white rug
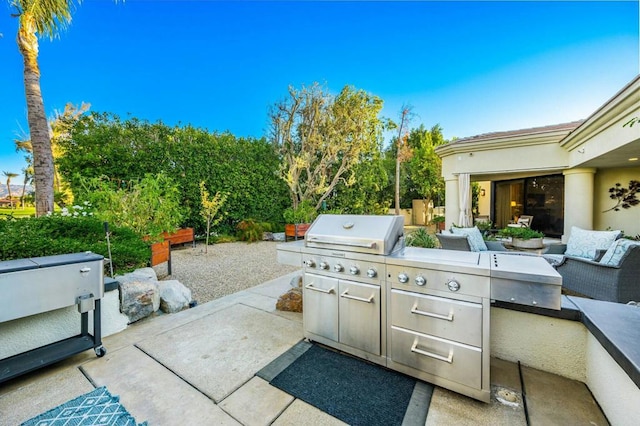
[21,386,146,426]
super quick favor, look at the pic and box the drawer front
[339,280,381,355]
[303,274,339,342]
[391,289,482,346]
[390,326,482,390]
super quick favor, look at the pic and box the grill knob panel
[319,261,329,270]
[398,273,409,284]
[447,279,461,292]
[349,266,359,275]
[334,264,344,272]
[366,268,377,278]
[304,259,316,268]
[415,276,426,286]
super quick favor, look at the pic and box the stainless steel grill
[277,214,561,403]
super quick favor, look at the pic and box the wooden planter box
[150,240,170,267]
[162,227,195,247]
[284,223,310,240]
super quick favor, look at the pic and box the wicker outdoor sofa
[549,243,640,304]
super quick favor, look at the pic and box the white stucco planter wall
[0,289,128,360]
[586,333,640,426]
[491,307,587,382]
[492,306,640,425]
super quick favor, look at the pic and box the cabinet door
[338,280,381,355]
[303,274,339,341]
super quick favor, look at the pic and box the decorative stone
[129,267,158,281]
[276,287,302,313]
[158,280,192,313]
[263,232,274,241]
[272,232,286,242]
[118,275,160,323]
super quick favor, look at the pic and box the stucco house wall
[436,75,640,239]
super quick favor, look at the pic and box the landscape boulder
[276,274,303,313]
[158,280,192,313]
[117,273,160,323]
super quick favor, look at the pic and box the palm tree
[3,171,20,208]
[11,0,78,216]
[21,166,33,209]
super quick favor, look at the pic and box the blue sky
[1,0,638,180]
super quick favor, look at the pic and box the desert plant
[406,227,437,248]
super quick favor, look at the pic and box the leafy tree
[406,124,446,204]
[326,151,390,215]
[383,124,446,210]
[199,181,227,252]
[269,83,385,213]
[14,103,89,208]
[73,173,184,240]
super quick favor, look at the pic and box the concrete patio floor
[0,270,607,425]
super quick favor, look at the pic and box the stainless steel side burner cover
[304,214,404,256]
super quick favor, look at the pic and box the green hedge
[57,113,291,235]
[0,216,150,274]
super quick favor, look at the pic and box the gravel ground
[159,241,301,305]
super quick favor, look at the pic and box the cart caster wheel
[95,346,107,357]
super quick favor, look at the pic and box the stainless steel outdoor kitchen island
[277,214,562,403]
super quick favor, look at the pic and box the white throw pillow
[451,226,488,251]
[565,226,621,260]
[599,238,640,266]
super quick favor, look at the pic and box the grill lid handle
[306,237,377,249]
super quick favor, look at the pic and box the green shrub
[406,228,437,248]
[0,216,149,274]
[236,218,269,243]
[498,227,544,240]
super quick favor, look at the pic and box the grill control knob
[304,259,316,268]
[349,266,359,275]
[446,279,460,292]
[415,276,426,286]
[334,263,344,272]
[319,261,329,270]
[366,268,377,278]
[398,273,409,284]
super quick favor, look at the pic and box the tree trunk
[395,156,400,215]
[17,14,54,216]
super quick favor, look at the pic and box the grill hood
[305,214,405,255]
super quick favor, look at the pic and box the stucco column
[445,176,460,230]
[563,168,596,242]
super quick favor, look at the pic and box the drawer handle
[411,303,454,321]
[305,284,335,294]
[411,341,454,364]
[340,289,375,303]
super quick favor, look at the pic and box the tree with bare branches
[269,83,385,213]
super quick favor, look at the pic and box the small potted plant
[283,201,317,239]
[499,226,545,249]
[431,215,446,233]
